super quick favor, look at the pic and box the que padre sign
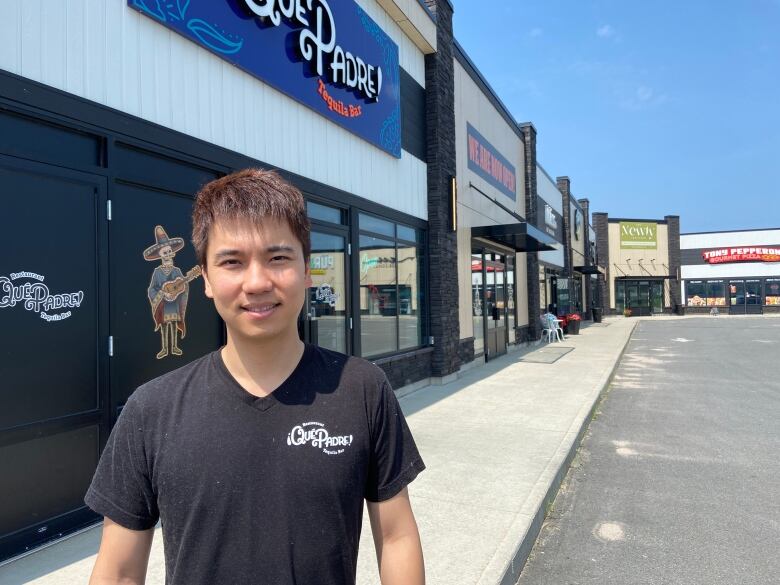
[128,0,401,157]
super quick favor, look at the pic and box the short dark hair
[192,168,311,267]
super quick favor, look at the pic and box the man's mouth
[242,302,281,317]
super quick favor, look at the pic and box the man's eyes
[217,256,291,266]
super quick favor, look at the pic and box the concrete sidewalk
[1,317,637,585]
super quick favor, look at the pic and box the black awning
[574,265,606,275]
[471,222,559,252]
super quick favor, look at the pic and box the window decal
[143,226,202,359]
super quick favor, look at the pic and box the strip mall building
[0,0,601,560]
[681,228,780,314]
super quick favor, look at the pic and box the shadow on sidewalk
[0,524,102,584]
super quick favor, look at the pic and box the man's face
[202,218,311,345]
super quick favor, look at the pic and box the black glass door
[745,280,763,314]
[729,280,746,314]
[0,157,109,560]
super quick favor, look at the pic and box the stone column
[578,197,591,317]
[592,212,610,312]
[556,176,573,279]
[665,215,681,312]
[424,0,459,377]
[521,123,540,340]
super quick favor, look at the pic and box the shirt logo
[286,422,353,456]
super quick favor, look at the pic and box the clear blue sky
[452,0,780,233]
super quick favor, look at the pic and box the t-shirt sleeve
[84,395,159,530]
[364,376,425,502]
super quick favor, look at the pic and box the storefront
[536,165,566,315]
[592,214,682,315]
[681,229,780,315]
[454,44,556,363]
[0,0,439,561]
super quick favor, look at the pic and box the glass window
[308,232,347,353]
[307,201,343,224]
[766,279,780,306]
[397,224,417,243]
[472,255,485,354]
[507,257,516,344]
[359,234,397,357]
[359,213,394,237]
[615,281,625,312]
[397,240,421,350]
[705,281,726,306]
[686,280,706,306]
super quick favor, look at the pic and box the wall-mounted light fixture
[450,176,458,232]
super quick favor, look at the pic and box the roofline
[606,217,669,224]
[536,163,560,189]
[453,40,526,142]
[414,0,443,24]
[681,227,780,236]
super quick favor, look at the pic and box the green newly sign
[620,222,657,249]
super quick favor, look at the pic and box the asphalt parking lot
[517,317,780,585]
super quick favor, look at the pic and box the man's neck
[220,330,305,398]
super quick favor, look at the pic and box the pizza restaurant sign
[128,0,401,157]
[702,247,780,264]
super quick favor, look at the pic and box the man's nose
[243,261,273,294]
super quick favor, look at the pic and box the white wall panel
[356,0,426,87]
[454,60,525,228]
[681,230,780,250]
[539,248,564,269]
[537,165,562,212]
[1,0,427,220]
[682,263,780,279]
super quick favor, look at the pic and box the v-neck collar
[212,344,312,412]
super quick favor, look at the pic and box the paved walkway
[1,317,639,585]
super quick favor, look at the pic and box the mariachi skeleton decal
[143,226,202,359]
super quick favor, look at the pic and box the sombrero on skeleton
[143,225,185,261]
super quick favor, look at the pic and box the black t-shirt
[85,344,424,585]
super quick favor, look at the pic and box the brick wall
[557,176,573,278]
[424,0,460,376]
[375,348,434,391]
[578,197,591,316]
[521,123,541,339]
[666,215,682,311]
[592,212,610,311]
[457,337,475,366]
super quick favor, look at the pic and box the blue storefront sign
[129,0,401,158]
[466,123,517,201]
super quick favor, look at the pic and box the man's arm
[88,518,154,585]
[367,487,425,585]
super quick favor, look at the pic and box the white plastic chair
[551,317,566,341]
[538,315,562,344]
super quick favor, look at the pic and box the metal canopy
[574,265,606,275]
[471,222,559,252]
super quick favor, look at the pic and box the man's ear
[201,265,214,299]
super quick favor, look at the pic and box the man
[86,169,426,584]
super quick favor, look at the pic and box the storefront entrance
[472,249,508,361]
[616,279,664,316]
[728,279,763,315]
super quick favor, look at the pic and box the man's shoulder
[306,345,387,387]
[131,351,216,407]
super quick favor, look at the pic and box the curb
[496,320,639,585]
